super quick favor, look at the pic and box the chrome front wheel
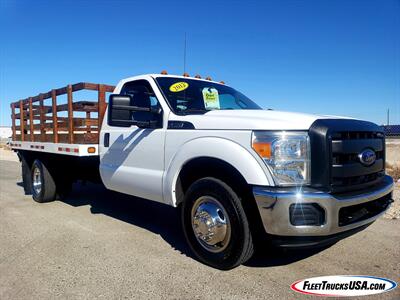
[191,196,231,253]
[182,177,254,270]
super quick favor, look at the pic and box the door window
[119,80,162,125]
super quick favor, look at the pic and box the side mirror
[108,94,132,127]
[107,94,161,128]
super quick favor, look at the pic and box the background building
[0,126,12,143]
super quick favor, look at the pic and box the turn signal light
[252,142,271,159]
[87,147,96,154]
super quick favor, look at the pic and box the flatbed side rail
[10,82,115,144]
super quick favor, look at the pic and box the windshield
[155,77,262,114]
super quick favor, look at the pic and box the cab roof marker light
[205,76,212,81]
[160,70,168,75]
[219,81,225,84]
[195,74,201,79]
[183,72,190,77]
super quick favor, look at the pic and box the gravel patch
[384,183,400,220]
[0,148,18,163]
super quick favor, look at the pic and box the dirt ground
[0,159,399,300]
[384,139,399,219]
[385,184,399,219]
[0,148,18,163]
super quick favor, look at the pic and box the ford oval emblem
[358,149,376,166]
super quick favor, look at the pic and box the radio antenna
[387,108,390,125]
[183,32,187,73]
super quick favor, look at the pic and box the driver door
[99,79,165,203]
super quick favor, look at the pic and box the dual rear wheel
[21,158,70,203]
[30,160,57,203]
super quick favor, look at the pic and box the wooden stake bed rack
[10,82,115,156]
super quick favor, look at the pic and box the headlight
[252,131,310,186]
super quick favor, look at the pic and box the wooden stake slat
[86,111,91,133]
[12,82,115,106]
[98,84,106,127]
[29,97,34,141]
[51,90,58,143]
[11,103,16,140]
[67,85,74,144]
[16,118,99,131]
[39,94,45,142]
[19,100,25,141]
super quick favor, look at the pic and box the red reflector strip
[57,147,79,154]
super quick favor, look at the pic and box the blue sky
[1,0,399,126]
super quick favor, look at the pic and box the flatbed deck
[10,141,99,156]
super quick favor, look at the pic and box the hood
[170,110,353,130]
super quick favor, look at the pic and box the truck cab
[11,73,394,270]
[100,73,394,269]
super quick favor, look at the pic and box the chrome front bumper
[253,175,394,237]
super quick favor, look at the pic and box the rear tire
[31,160,56,203]
[21,155,32,195]
[182,177,254,270]
[56,179,72,200]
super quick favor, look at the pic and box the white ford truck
[10,73,394,269]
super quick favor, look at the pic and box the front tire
[182,177,254,270]
[31,160,56,203]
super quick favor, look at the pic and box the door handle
[104,133,110,147]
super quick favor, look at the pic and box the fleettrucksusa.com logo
[291,275,397,297]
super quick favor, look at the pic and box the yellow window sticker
[202,87,220,109]
[169,82,189,92]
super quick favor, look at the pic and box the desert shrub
[387,163,400,181]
